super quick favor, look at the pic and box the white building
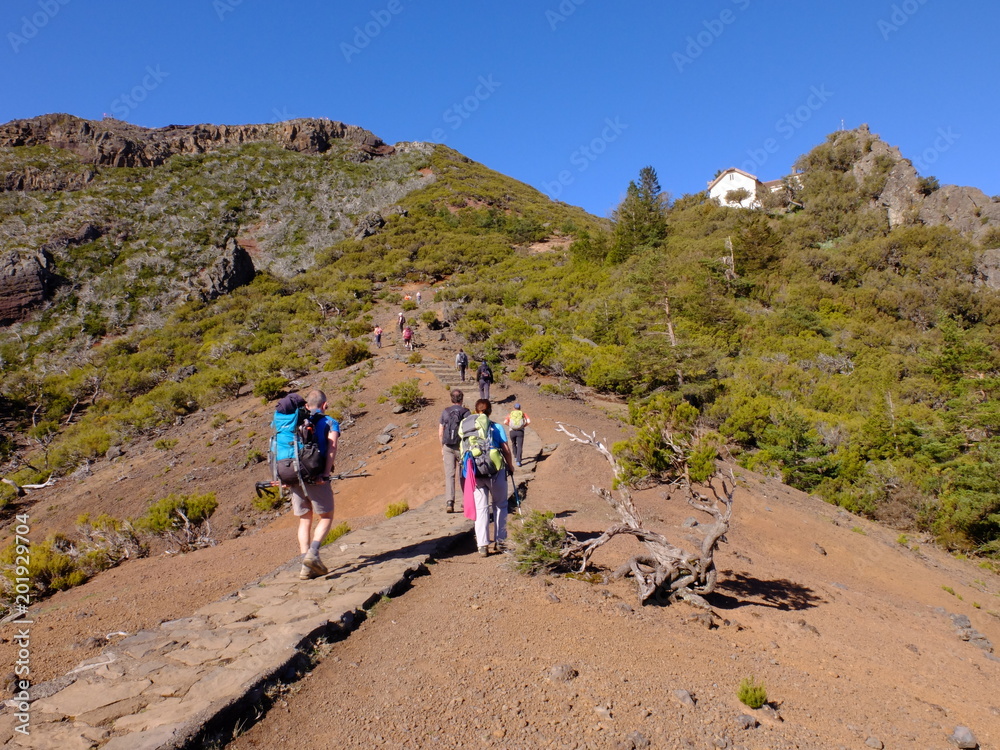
[707,168,765,208]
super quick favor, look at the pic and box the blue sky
[3,0,997,217]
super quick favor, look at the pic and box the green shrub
[323,521,351,545]
[402,300,418,311]
[509,365,529,382]
[385,501,409,518]
[325,338,371,371]
[154,438,178,451]
[737,677,768,709]
[254,376,287,401]
[252,487,284,512]
[407,351,423,365]
[211,413,229,428]
[388,378,424,411]
[420,310,441,329]
[510,510,567,574]
[137,492,218,533]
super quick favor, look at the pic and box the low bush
[737,676,768,709]
[323,521,352,544]
[137,492,218,533]
[510,510,567,574]
[389,378,424,411]
[385,501,409,518]
[254,376,287,401]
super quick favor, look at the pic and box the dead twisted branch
[555,422,734,606]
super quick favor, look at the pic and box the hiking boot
[478,546,489,557]
[446,502,455,513]
[302,553,328,578]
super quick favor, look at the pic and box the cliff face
[0,113,394,175]
[837,125,1000,243]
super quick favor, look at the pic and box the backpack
[460,413,502,478]
[477,363,493,383]
[456,351,468,367]
[508,409,525,429]
[441,405,469,447]
[271,396,325,486]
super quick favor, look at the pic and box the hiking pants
[458,364,466,382]
[442,444,462,508]
[509,428,524,464]
[478,380,490,400]
[474,470,508,548]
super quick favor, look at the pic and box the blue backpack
[271,394,324,486]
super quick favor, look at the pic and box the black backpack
[441,405,469,447]
[477,363,493,383]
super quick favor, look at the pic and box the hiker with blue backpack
[271,390,340,580]
[459,399,514,557]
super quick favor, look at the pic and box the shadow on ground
[710,571,824,611]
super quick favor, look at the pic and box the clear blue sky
[3,0,997,217]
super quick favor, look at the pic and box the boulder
[194,238,255,301]
[0,249,57,325]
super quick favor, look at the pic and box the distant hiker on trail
[503,402,531,467]
[455,348,469,382]
[460,399,514,556]
[397,311,405,333]
[416,290,422,305]
[439,389,470,514]
[402,325,414,351]
[373,325,383,349]
[477,360,494,400]
[272,390,340,580]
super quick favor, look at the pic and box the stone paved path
[0,425,542,750]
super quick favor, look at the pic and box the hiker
[373,325,383,349]
[503,402,531,467]
[274,389,340,580]
[455,348,469,382]
[439,389,470,513]
[416,290,422,305]
[397,311,405,333]
[476,360,493,401]
[462,399,514,556]
[402,325,414,351]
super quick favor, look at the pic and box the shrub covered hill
[3,116,1000,559]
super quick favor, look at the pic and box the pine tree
[610,166,668,263]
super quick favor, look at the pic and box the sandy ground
[2,290,1000,749]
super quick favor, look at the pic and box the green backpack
[508,409,525,429]
[459,413,502,478]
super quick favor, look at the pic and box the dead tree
[555,423,734,608]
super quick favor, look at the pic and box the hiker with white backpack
[503,402,531,467]
[460,399,514,556]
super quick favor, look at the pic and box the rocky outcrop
[919,185,1000,239]
[0,249,57,325]
[0,113,395,176]
[192,238,255,301]
[837,125,1000,239]
[1,165,96,192]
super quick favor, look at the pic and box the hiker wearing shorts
[503,402,531,467]
[290,390,339,580]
